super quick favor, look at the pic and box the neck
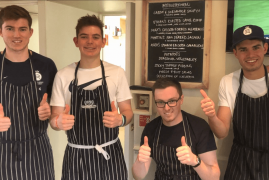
[79,56,101,69]
[4,48,29,62]
[243,65,265,80]
[162,111,183,127]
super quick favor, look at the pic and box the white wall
[38,1,97,70]
[37,2,97,179]
[103,16,126,70]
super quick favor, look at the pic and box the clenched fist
[176,136,197,166]
[56,104,75,130]
[0,103,11,132]
[200,89,216,118]
[138,136,151,163]
[38,93,51,120]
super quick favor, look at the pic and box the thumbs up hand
[200,89,216,118]
[38,93,51,121]
[103,101,122,128]
[0,104,11,132]
[138,136,151,163]
[176,136,197,166]
[56,104,75,130]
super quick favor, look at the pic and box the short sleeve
[47,60,57,100]
[50,72,65,107]
[218,77,229,107]
[196,123,217,154]
[115,68,132,102]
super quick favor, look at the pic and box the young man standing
[50,15,133,179]
[201,25,269,179]
[133,78,220,180]
[0,5,57,180]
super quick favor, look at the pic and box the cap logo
[243,26,252,35]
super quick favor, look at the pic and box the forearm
[208,115,229,139]
[49,112,60,131]
[132,157,150,180]
[193,160,220,180]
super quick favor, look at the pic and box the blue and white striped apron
[0,49,55,180]
[152,112,201,180]
[61,60,127,180]
[224,65,269,180]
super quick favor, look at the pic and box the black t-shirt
[0,50,57,99]
[140,110,217,156]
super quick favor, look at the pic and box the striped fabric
[152,114,201,180]
[61,61,127,180]
[224,67,269,180]
[0,51,55,180]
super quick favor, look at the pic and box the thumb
[0,103,4,117]
[181,136,187,146]
[144,136,149,147]
[200,89,208,99]
[64,104,70,114]
[40,93,48,106]
[111,101,117,112]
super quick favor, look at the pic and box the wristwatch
[120,114,126,127]
[192,155,201,168]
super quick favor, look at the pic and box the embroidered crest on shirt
[35,70,44,86]
[81,100,97,109]
[35,71,42,81]
[243,26,252,35]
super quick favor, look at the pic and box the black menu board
[148,1,205,82]
[142,0,211,88]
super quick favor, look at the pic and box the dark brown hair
[233,39,266,50]
[0,5,32,29]
[152,78,182,97]
[75,14,104,37]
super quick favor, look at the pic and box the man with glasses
[132,78,220,180]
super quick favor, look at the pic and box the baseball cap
[232,25,265,48]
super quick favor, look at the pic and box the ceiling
[0,1,38,14]
[51,0,133,15]
[0,0,134,15]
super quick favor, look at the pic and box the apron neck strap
[74,61,80,85]
[264,65,268,87]
[239,65,268,92]
[1,49,35,81]
[74,60,106,86]
[154,112,192,147]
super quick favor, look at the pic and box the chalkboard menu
[142,0,211,88]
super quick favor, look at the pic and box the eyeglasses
[155,97,181,108]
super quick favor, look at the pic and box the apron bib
[224,65,269,180]
[152,112,201,180]
[0,49,54,180]
[61,60,127,180]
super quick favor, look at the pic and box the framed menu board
[142,0,212,88]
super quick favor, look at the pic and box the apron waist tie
[234,140,269,174]
[12,142,22,161]
[234,139,269,153]
[68,137,119,160]
[1,132,47,161]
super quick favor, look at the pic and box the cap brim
[232,36,265,48]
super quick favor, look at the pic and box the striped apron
[153,112,201,180]
[224,65,269,180]
[0,50,55,180]
[61,60,127,180]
